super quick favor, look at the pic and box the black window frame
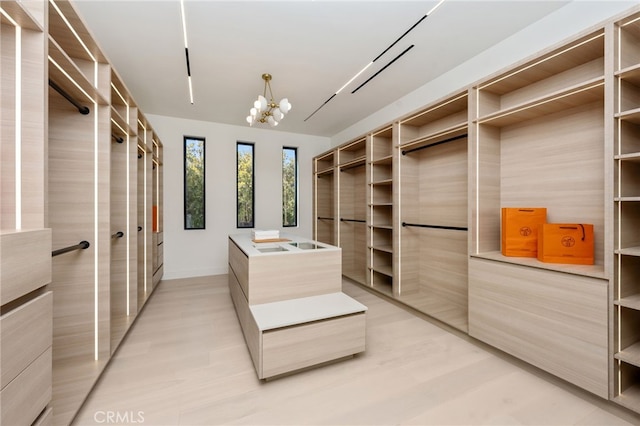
[183,136,206,230]
[236,141,255,228]
[282,146,298,227]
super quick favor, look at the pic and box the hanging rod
[52,240,90,257]
[317,216,335,221]
[341,218,366,223]
[138,226,143,232]
[111,231,124,239]
[402,222,467,231]
[112,135,124,143]
[48,79,90,115]
[401,133,467,155]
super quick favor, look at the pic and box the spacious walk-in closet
[4,0,640,425]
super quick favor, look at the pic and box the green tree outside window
[184,137,205,229]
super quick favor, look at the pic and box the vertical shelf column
[368,127,394,295]
[613,11,640,412]
[313,151,336,245]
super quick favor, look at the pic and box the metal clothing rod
[401,133,467,155]
[48,79,90,115]
[112,135,124,143]
[317,217,334,221]
[111,231,124,239]
[52,240,90,257]
[402,222,467,231]
[138,226,143,232]
[341,218,366,223]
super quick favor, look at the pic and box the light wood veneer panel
[469,257,608,398]
[228,239,249,298]
[248,249,342,305]
[0,229,51,305]
[228,269,261,375]
[262,313,366,379]
[0,347,51,426]
[0,291,52,389]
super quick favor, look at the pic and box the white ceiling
[72,0,576,137]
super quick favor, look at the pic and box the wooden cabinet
[338,138,367,283]
[0,2,51,424]
[0,1,166,424]
[397,93,469,332]
[313,151,336,245]
[613,9,640,412]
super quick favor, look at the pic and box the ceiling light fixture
[246,73,292,127]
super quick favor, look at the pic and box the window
[282,147,298,227]
[183,136,205,229]
[237,142,254,228]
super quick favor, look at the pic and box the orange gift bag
[501,208,547,257]
[537,223,594,265]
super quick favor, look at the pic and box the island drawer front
[228,238,249,298]
[261,312,366,379]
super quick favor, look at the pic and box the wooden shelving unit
[614,9,640,412]
[0,1,169,424]
[397,92,469,332]
[338,138,367,284]
[368,127,394,296]
[469,27,609,399]
[314,152,336,245]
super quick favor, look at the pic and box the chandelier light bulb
[250,107,257,117]
[279,98,291,114]
[273,108,284,121]
[246,115,253,125]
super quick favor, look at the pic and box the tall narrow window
[184,136,205,229]
[237,142,255,228]
[282,146,298,227]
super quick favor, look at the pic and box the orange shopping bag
[501,208,547,257]
[537,223,594,265]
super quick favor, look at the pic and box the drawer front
[262,313,366,379]
[228,239,249,298]
[0,229,51,305]
[469,258,608,398]
[1,291,52,388]
[0,347,52,426]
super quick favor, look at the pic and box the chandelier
[246,73,292,127]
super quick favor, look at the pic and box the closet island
[227,233,367,379]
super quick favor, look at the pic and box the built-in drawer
[228,238,249,298]
[261,312,366,379]
[0,347,52,426]
[0,229,51,305]
[157,231,163,244]
[1,291,52,388]
[157,242,163,264]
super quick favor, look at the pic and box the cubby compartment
[477,31,604,121]
[618,12,640,70]
[399,93,467,146]
[315,151,334,174]
[616,254,640,304]
[617,120,640,156]
[338,138,366,166]
[371,269,393,296]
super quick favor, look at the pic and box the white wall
[146,114,330,280]
[331,0,639,146]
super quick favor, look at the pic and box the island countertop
[229,232,340,257]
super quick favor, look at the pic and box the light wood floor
[72,275,639,425]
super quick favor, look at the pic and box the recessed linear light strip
[304,0,447,122]
[351,45,415,94]
[180,0,194,104]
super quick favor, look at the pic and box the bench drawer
[262,312,366,379]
